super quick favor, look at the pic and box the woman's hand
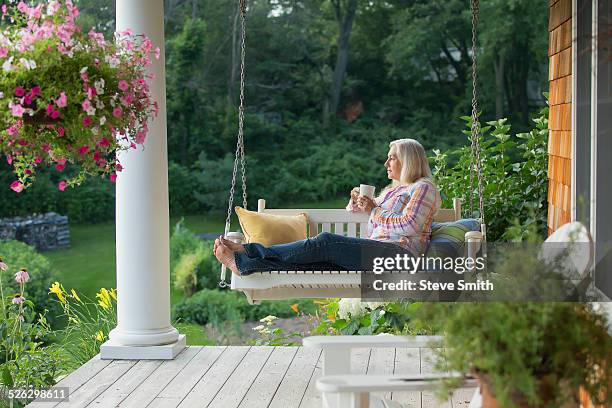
[357,195,376,213]
[350,187,360,204]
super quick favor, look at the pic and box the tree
[326,0,358,123]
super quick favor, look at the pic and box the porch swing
[218,0,487,304]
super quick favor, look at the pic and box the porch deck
[28,345,475,408]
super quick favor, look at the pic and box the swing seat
[231,198,484,304]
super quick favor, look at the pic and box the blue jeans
[235,232,413,275]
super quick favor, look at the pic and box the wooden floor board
[176,346,251,408]
[26,345,476,408]
[268,347,321,408]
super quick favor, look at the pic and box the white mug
[359,184,375,199]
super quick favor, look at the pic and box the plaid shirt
[346,180,441,255]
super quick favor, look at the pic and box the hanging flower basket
[0,1,160,192]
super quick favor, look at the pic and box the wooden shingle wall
[547,0,572,234]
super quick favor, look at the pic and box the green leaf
[2,365,14,387]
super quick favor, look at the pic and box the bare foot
[220,236,245,253]
[214,241,241,276]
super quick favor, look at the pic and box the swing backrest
[257,198,462,238]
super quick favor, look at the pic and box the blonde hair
[388,138,433,186]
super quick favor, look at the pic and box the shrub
[172,288,316,329]
[0,241,59,326]
[170,222,222,294]
[172,289,244,332]
[170,220,203,271]
[431,105,549,241]
[174,250,202,297]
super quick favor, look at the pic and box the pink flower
[58,181,66,191]
[24,169,32,175]
[109,172,117,183]
[10,104,24,117]
[10,181,23,193]
[15,268,29,283]
[118,80,129,91]
[130,142,136,150]
[83,116,92,126]
[14,87,25,97]
[31,86,41,97]
[112,107,122,118]
[87,86,96,99]
[115,163,123,172]
[135,131,146,144]
[24,95,32,105]
[7,126,18,137]
[0,48,7,58]
[56,92,67,108]
[97,159,107,168]
[34,156,43,165]
[97,137,110,147]
[155,47,161,60]
[81,99,91,111]
[57,127,65,137]
[1,4,7,17]
[50,110,60,119]
[17,2,28,13]
[42,143,50,152]
[55,163,65,171]
[46,104,54,115]
[18,139,28,146]
[6,155,13,165]
[78,145,89,155]
[12,295,25,305]
[93,150,101,162]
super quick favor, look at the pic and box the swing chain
[220,0,249,289]
[468,0,485,227]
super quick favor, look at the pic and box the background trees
[1,0,550,221]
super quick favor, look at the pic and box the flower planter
[0,1,159,192]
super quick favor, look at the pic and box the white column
[101,0,185,360]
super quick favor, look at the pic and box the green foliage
[172,288,316,330]
[250,315,302,346]
[0,241,59,326]
[50,283,117,371]
[311,299,429,336]
[0,258,61,402]
[421,302,611,407]
[174,251,201,297]
[170,221,221,294]
[1,0,550,225]
[432,105,549,241]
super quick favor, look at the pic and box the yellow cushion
[235,206,308,246]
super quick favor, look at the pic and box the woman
[214,138,441,276]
